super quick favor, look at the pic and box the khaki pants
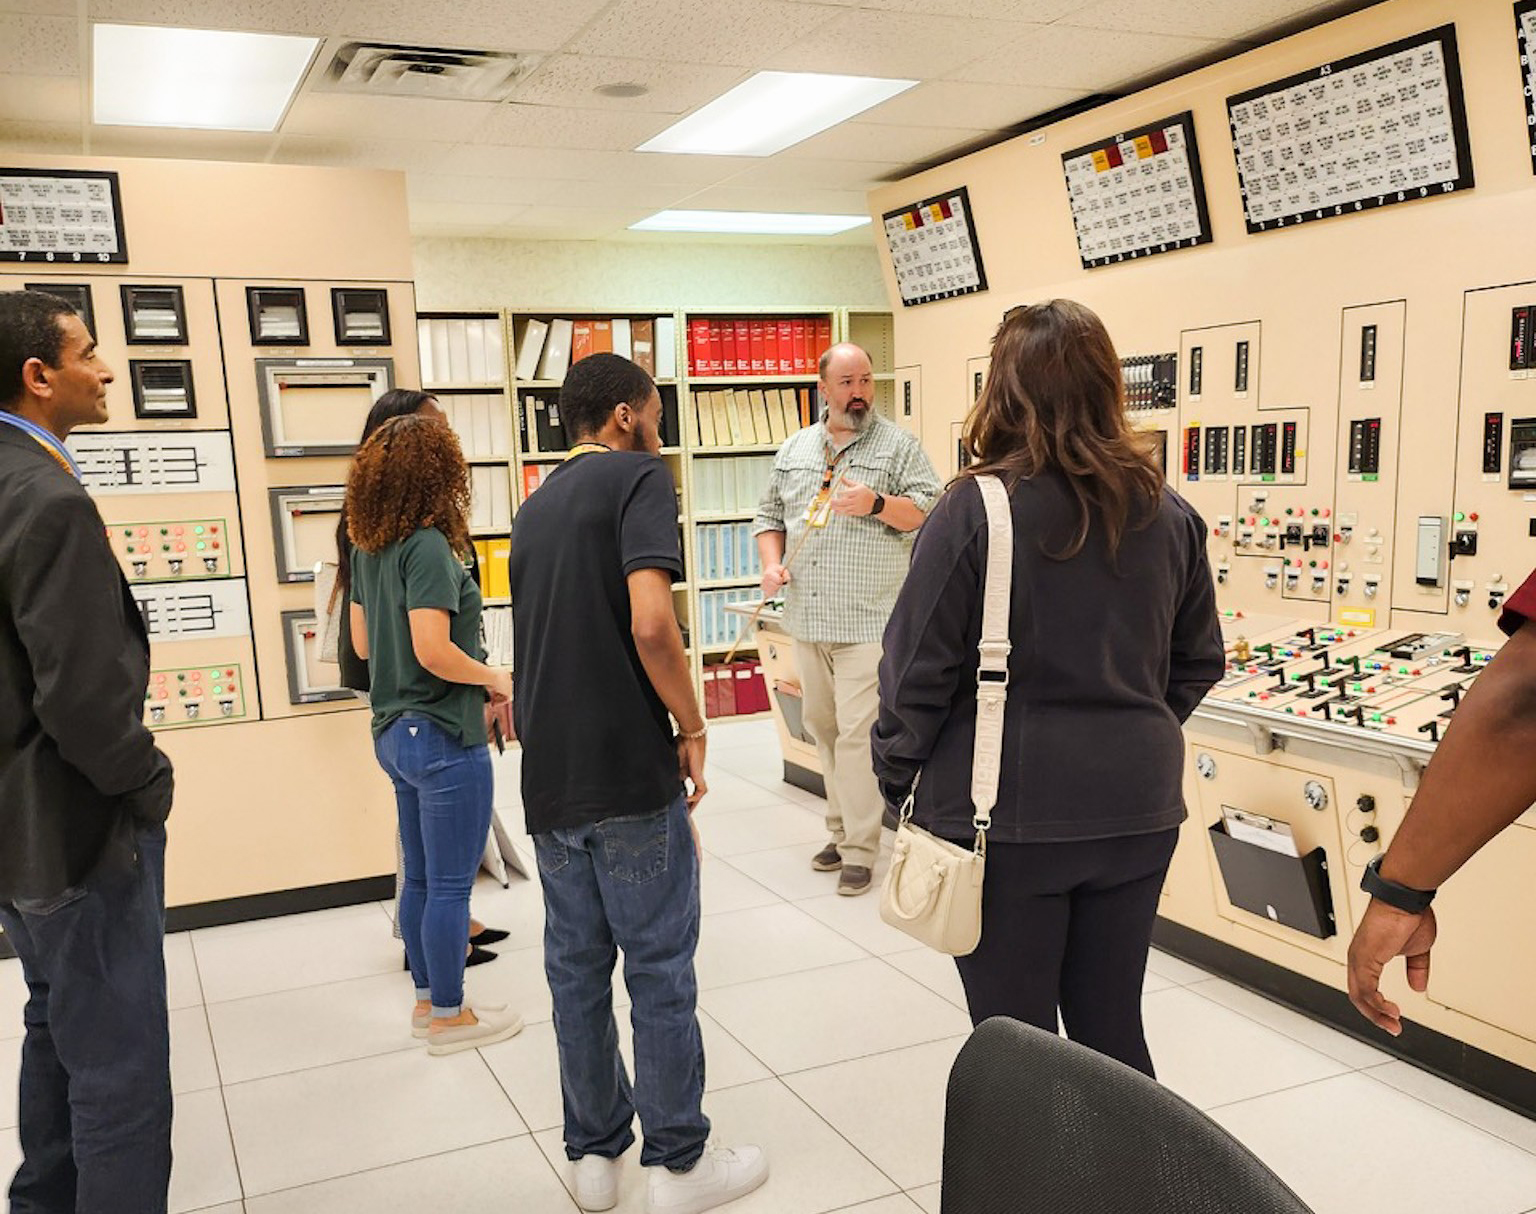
[797,640,883,869]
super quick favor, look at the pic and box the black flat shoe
[470,926,511,946]
[466,944,499,967]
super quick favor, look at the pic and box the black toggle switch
[1419,720,1440,742]
[1440,685,1463,707]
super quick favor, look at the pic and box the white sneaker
[573,1154,620,1211]
[645,1144,768,1214]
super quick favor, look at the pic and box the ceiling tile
[1064,0,1333,41]
[536,179,706,210]
[0,121,83,152]
[0,74,83,125]
[767,9,1042,80]
[281,93,498,142]
[0,0,77,14]
[717,156,907,191]
[0,15,78,76]
[508,54,749,116]
[855,80,1088,130]
[406,172,553,206]
[674,184,873,215]
[778,120,986,164]
[332,0,610,53]
[569,0,839,68]
[784,0,1091,17]
[88,0,345,36]
[485,205,656,239]
[407,199,532,228]
[88,127,278,161]
[947,23,1237,91]
[470,103,670,151]
[436,143,757,186]
[273,134,456,171]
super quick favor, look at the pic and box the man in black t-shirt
[509,353,768,1214]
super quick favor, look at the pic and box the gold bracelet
[678,724,708,740]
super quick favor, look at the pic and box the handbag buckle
[976,667,1009,690]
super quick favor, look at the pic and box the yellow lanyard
[30,436,75,477]
[803,440,852,528]
[565,442,611,460]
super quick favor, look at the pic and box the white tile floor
[3,716,1536,1212]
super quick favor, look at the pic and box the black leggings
[952,829,1179,1078]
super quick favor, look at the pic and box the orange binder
[571,319,594,364]
[591,319,613,354]
[632,319,656,375]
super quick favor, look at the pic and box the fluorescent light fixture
[93,23,319,131]
[638,71,916,156]
[630,210,871,236]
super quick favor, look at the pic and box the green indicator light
[196,542,206,551]
[1285,707,1295,714]
[159,528,168,536]
[177,673,185,681]
[1260,516,1270,526]
[213,686,223,696]
[1454,512,1465,522]
[194,525,205,535]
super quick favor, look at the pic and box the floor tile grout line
[471,1039,542,1139]
[1355,1064,1536,1160]
[188,933,250,1208]
[1201,1069,1360,1115]
[228,1132,538,1205]
[1178,976,1390,1070]
[772,1030,974,1084]
[768,1074,910,1205]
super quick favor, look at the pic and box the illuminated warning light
[213,686,223,696]
[194,525,205,535]
[196,542,206,551]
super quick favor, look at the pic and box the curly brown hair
[344,413,472,558]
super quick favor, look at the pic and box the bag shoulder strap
[972,475,1013,829]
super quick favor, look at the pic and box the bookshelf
[412,304,894,724]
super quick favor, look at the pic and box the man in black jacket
[0,290,175,1213]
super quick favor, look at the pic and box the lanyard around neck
[0,413,78,479]
[565,442,612,460]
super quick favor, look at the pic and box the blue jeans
[535,796,709,1171]
[0,822,172,1214]
[374,715,494,1016]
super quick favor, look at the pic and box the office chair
[940,1017,1315,1213]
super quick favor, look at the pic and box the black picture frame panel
[1060,110,1214,270]
[881,186,989,308]
[0,169,128,264]
[1226,24,1475,234]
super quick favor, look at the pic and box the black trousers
[952,829,1179,1079]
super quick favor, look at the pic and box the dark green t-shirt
[351,527,485,748]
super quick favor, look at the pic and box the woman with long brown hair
[346,413,521,1054]
[872,299,1224,1076]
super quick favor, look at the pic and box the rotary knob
[1303,780,1328,811]
[1196,753,1217,780]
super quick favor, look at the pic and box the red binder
[776,320,795,374]
[703,665,722,719]
[707,320,723,376]
[815,319,832,365]
[690,318,711,377]
[749,320,766,374]
[792,319,808,374]
[721,323,738,375]
[734,320,751,376]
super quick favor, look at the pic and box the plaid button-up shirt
[752,413,942,644]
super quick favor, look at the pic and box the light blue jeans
[373,714,493,1017]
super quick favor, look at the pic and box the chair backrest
[941,1017,1315,1214]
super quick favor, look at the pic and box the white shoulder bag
[878,474,1012,956]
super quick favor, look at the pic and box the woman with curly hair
[346,413,522,1055]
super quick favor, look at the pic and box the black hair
[333,387,441,605]
[559,352,655,441]
[0,290,78,410]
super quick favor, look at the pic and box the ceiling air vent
[319,41,540,102]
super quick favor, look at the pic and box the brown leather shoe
[837,865,872,896]
[811,843,843,872]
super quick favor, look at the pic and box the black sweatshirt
[872,470,1224,844]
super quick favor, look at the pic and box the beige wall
[870,0,1535,634]
[412,235,888,312]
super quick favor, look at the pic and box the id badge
[804,487,834,528]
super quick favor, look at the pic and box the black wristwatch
[1360,854,1436,914]
[870,492,886,517]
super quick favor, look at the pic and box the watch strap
[871,492,886,517]
[1361,854,1436,914]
